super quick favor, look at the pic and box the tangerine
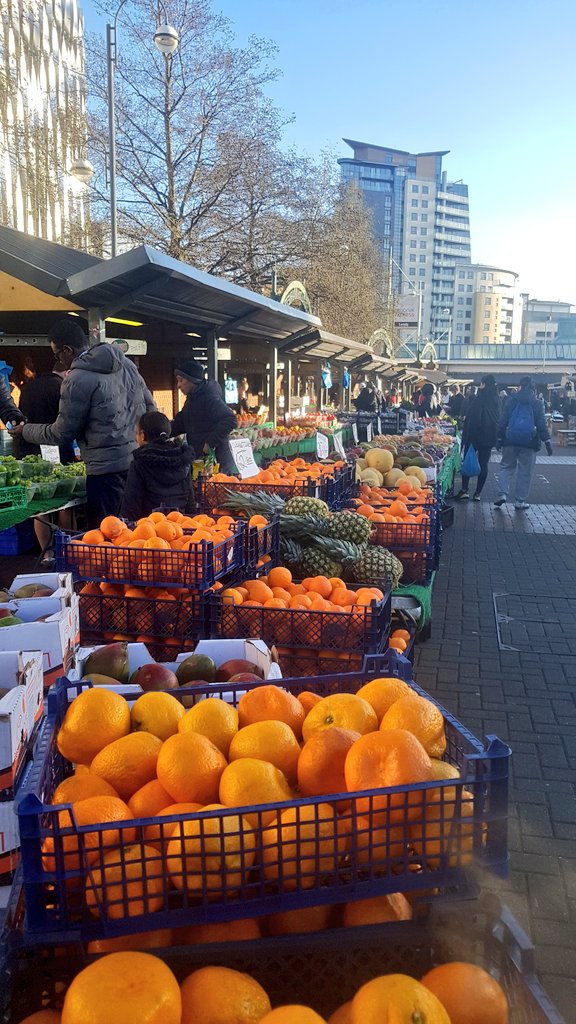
[157,732,227,804]
[302,694,378,742]
[178,698,239,757]
[219,758,293,828]
[90,732,162,800]
[87,842,164,919]
[352,974,450,1024]
[130,691,185,742]
[420,962,509,1024]
[356,677,412,723]
[380,693,446,758]
[229,720,301,785]
[297,727,361,798]
[260,1008,326,1023]
[52,774,119,805]
[180,965,271,1024]
[177,918,261,945]
[100,516,125,539]
[127,779,174,818]
[57,689,131,766]
[342,892,412,928]
[344,730,432,824]
[237,685,306,738]
[267,904,331,936]
[267,566,292,589]
[261,803,349,891]
[61,952,181,1024]
[167,803,256,896]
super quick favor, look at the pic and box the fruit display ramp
[15,675,509,942]
[1,888,566,1024]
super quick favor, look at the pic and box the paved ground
[414,448,576,1022]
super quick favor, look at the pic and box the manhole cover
[493,593,576,656]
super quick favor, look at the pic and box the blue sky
[83,0,576,304]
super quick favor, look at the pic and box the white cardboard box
[0,799,19,875]
[0,597,79,685]
[6,572,74,605]
[0,650,44,791]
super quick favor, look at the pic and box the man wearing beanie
[172,360,237,472]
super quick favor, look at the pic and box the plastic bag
[462,445,481,477]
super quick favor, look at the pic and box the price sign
[316,432,330,459]
[40,445,60,463]
[333,431,346,458]
[352,422,359,444]
[366,422,373,442]
[229,437,259,479]
[377,417,382,435]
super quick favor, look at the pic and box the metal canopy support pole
[270,343,278,425]
[285,357,292,416]
[107,22,118,259]
[206,326,218,380]
[88,309,106,347]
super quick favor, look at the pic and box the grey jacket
[22,344,155,475]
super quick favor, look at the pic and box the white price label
[377,417,382,435]
[316,432,330,459]
[366,422,373,442]
[229,437,259,479]
[352,422,359,444]
[333,431,346,458]
[40,445,60,463]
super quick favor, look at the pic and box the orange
[267,904,331,936]
[180,965,271,1024]
[328,1004,353,1024]
[351,975,450,1024]
[229,720,301,785]
[389,638,407,652]
[130,691,185,742]
[219,758,293,828]
[306,575,332,598]
[157,732,227,804]
[178,698,239,757]
[243,579,274,604]
[112,529,134,546]
[380,693,446,758]
[90,732,162,800]
[61,951,181,1024]
[82,529,105,544]
[344,730,432,824]
[261,803,349,891]
[421,962,509,1024]
[267,566,292,589]
[391,628,411,643]
[87,842,164,919]
[330,589,357,607]
[14,1014,61,1024]
[86,928,172,954]
[297,727,361,798]
[52,774,118,805]
[43,795,136,872]
[342,892,412,928]
[127,779,174,818]
[99,515,125,539]
[148,511,167,524]
[302,694,378,742]
[259,1007,326,1023]
[143,802,203,846]
[167,803,256,896]
[355,814,407,866]
[57,688,131,765]
[263,597,288,608]
[410,788,475,869]
[237,685,306,739]
[328,577,346,592]
[222,587,244,605]
[177,918,261,945]
[356,677,413,723]
[297,691,323,714]
[131,521,157,541]
[154,520,177,543]
[289,594,312,609]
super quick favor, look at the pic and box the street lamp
[70,157,94,185]
[388,250,423,360]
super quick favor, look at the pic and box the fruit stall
[0,456,87,555]
[0,428,567,1024]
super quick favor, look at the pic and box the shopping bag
[462,445,481,477]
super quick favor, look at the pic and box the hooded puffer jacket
[22,344,155,474]
[120,440,195,521]
[171,379,237,472]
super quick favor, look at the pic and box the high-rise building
[442,263,521,360]
[338,139,471,350]
[521,296,575,344]
[0,0,89,244]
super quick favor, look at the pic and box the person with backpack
[494,376,552,511]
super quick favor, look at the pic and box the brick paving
[415,449,576,1022]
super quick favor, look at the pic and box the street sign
[229,437,259,479]
[316,432,330,459]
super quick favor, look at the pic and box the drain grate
[493,592,576,656]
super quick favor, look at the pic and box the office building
[521,296,575,344]
[442,263,521,360]
[0,0,89,243]
[338,140,471,349]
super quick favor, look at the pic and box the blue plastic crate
[0,519,36,555]
[247,513,280,570]
[195,475,319,512]
[78,588,213,648]
[15,669,509,942]
[55,521,245,590]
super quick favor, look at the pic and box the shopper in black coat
[172,360,237,473]
[455,374,500,501]
[120,412,195,521]
[17,367,75,462]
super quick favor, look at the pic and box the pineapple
[299,547,343,579]
[311,535,364,568]
[280,537,304,567]
[349,546,403,589]
[280,514,330,541]
[326,511,373,546]
[284,496,330,519]
[221,489,285,517]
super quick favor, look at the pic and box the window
[412,199,418,207]
[420,242,427,249]
[457,297,464,305]
[466,285,473,292]
[481,272,486,280]
[483,323,491,331]
[409,254,416,262]
[422,185,429,194]
[483,336,489,343]
[485,297,491,304]
[458,285,465,292]
[409,268,416,276]
[411,227,418,235]
[479,285,486,292]
[419,255,426,262]
[459,271,465,279]
[456,335,462,343]
[457,310,464,318]
[467,271,473,279]
[412,184,419,192]
[465,311,471,318]
[421,227,427,235]
[411,213,418,221]
[466,298,472,305]
[421,214,428,221]
[422,200,428,208]
[419,268,426,276]
[410,241,417,248]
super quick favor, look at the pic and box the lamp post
[442,307,452,364]
[101,1,179,257]
[389,251,423,359]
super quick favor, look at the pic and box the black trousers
[461,445,492,495]
[85,470,128,529]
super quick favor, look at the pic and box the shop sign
[229,437,259,479]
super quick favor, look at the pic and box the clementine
[180,966,271,1024]
[237,685,306,738]
[351,974,450,1024]
[157,732,227,804]
[90,732,163,800]
[219,758,293,828]
[87,842,164,919]
[297,727,361,798]
[228,720,301,785]
[167,803,256,896]
[302,694,378,742]
[355,677,413,723]
[420,962,509,1024]
[261,803,349,890]
[380,693,446,758]
[61,952,181,1024]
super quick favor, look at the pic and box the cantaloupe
[360,467,384,487]
[356,458,368,473]
[404,466,427,486]
[365,448,394,474]
[384,468,408,489]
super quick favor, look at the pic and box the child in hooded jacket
[120,411,195,521]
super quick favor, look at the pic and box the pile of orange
[46,677,479,925]
[220,567,384,613]
[350,487,433,526]
[211,456,346,487]
[21,950,509,1024]
[78,581,192,645]
[388,627,412,653]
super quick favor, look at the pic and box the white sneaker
[515,502,530,510]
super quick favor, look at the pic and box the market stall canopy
[277,327,374,364]
[0,227,321,343]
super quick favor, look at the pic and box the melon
[360,467,384,487]
[384,468,408,489]
[404,466,427,486]
[356,458,368,473]
[365,448,394,474]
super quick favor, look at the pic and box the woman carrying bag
[455,375,501,501]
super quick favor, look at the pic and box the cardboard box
[0,651,44,795]
[6,572,74,606]
[0,798,19,877]
[0,597,79,685]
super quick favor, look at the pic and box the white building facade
[0,0,89,244]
